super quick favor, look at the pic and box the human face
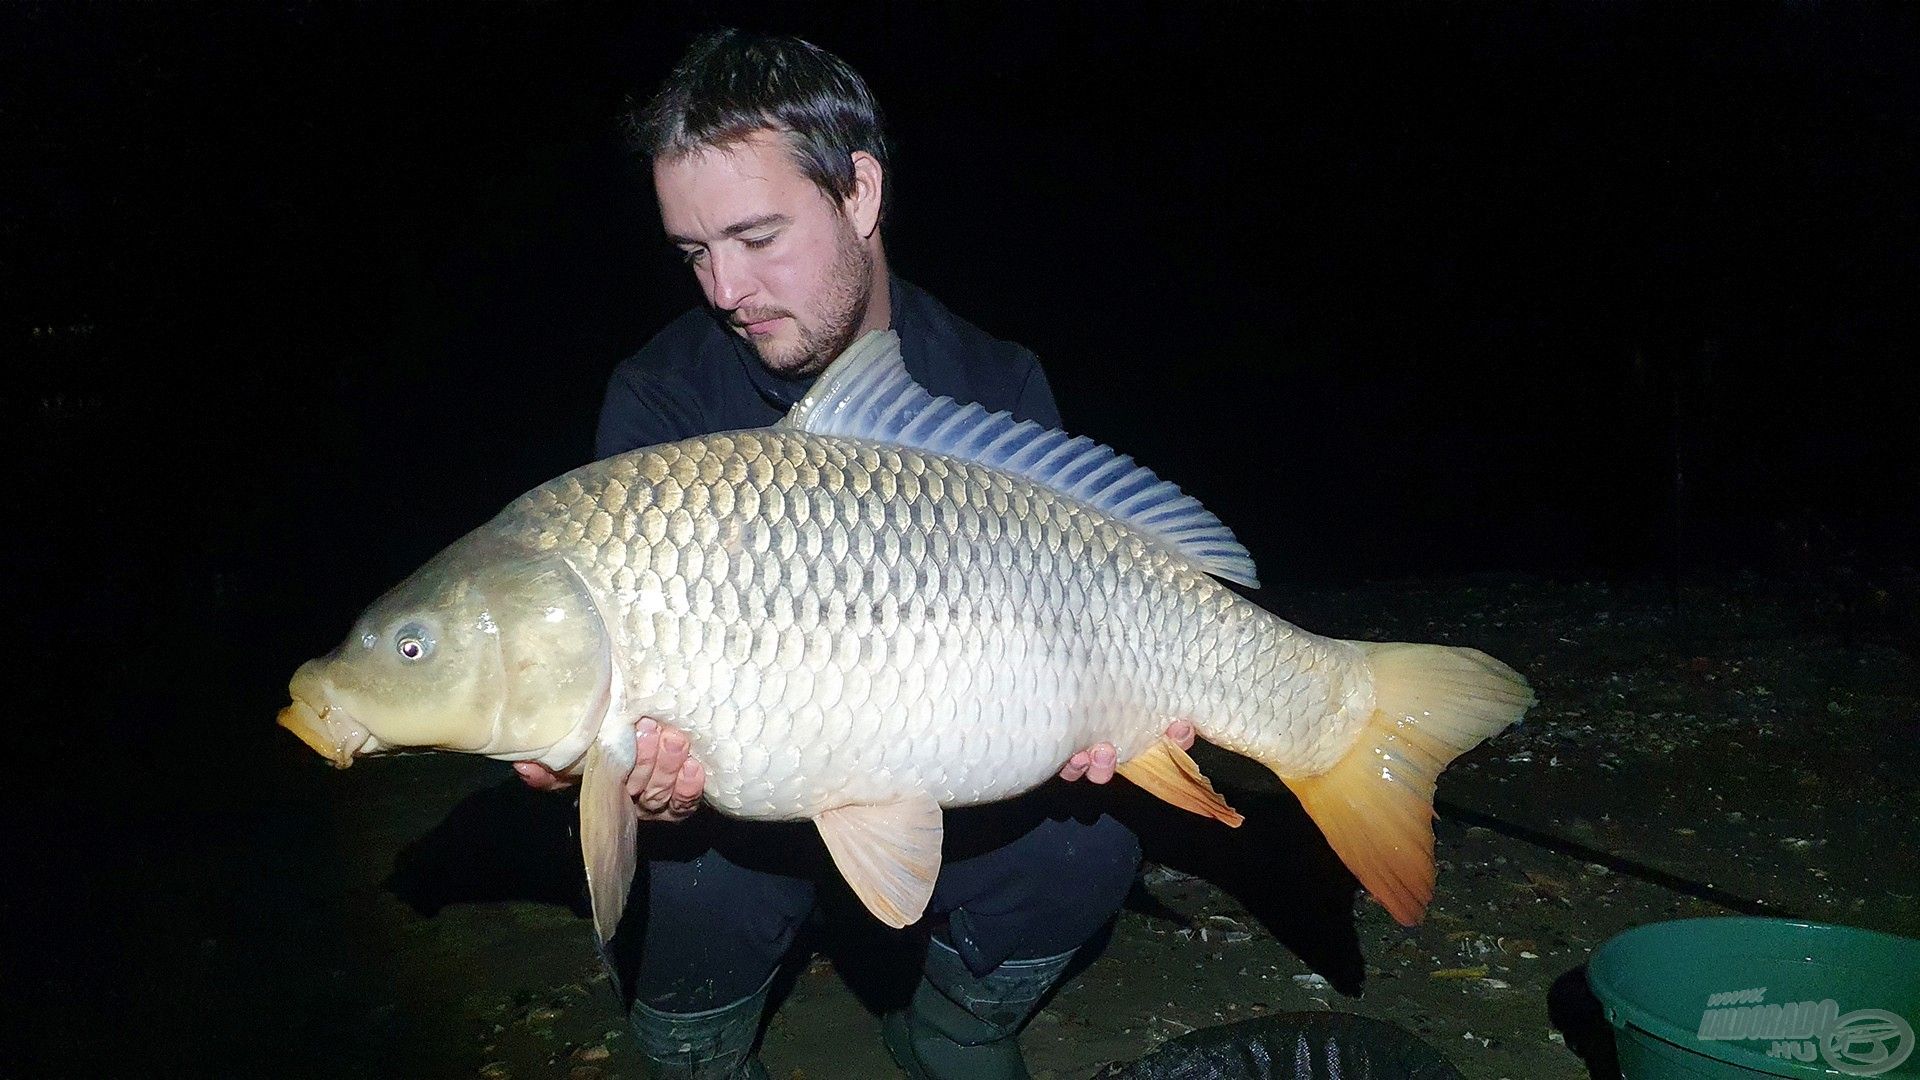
[655,131,882,377]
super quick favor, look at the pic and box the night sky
[8,3,1919,750]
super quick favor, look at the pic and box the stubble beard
[753,223,875,378]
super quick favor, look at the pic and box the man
[516,30,1194,1080]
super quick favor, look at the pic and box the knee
[647,850,815,944]
[944,814,1141,970]
[1055,814,1141,909]
[627,852,814,1011]
[1005,813,1140,913]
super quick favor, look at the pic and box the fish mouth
[277,666,379,768]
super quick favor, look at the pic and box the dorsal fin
[779,331,1260,588]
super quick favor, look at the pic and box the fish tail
[1273,642,1533,925]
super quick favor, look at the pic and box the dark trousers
[618,788,1142,1013]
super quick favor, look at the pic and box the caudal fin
[1278,642,1533,925]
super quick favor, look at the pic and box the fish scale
[278,330,1532,940]
[508,428,1348,820]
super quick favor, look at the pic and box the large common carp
[279,331,1533,944]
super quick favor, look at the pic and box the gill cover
[479,554,612,761]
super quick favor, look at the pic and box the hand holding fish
[626,718,705,821]
[1062,720,1195,783]
[511,717,705,823]
[513,714,1201,820]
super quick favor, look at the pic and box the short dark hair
[627,29,890,219]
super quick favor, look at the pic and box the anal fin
[1116,737,1245,827]
[579,741,640,948]
[814,797,944,929]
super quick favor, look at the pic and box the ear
[845,151,885,238]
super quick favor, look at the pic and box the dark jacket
[595,276,1059,458]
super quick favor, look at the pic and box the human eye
[677,245,706,266]
[741,233,777,251]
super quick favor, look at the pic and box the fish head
[278,535,611,768]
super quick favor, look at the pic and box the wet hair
[627,29,890,220]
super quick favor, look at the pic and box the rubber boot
[881,938,1075,1080]
[629,971,774,1080]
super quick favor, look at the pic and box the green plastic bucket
[1588,918,1920,1078]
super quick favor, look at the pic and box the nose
[700,249,757,312]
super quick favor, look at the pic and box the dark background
[14,0,1919,608]
[4,3,1919,1073]
[10,0,1919,787]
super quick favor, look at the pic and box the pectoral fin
[579,741,639,948]
[1116,737,1245,826]
[814,797,944,929]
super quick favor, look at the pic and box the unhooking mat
[1091,1011,1466,1080]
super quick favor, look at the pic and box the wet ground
[6,572,1917,1079]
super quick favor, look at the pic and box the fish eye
[394,623,435,662]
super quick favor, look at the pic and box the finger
[638,773,677,814]
[652,731,689,797]
[1059,750,1091,782]
[671,759,705,803]
[627,719,661,798]
[514,761,560,790]
[1167,720,1196,750]
[663,761,704,819]
[1087,743,1118,785]
[639,732,689,810]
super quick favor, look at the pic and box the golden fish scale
[506,430,1367,819]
